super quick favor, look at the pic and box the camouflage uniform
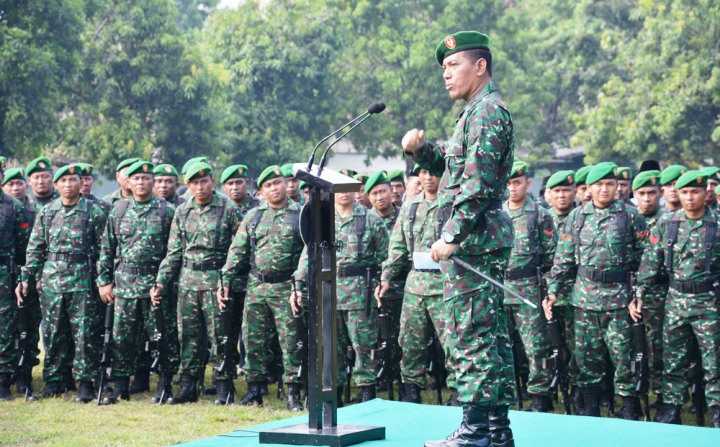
[503,197,556,398]
[96,198,179,379]
[84,193,111,215]
[102,189,128,206]
[222,200,303,385]
[155,192,241,381]
[21,197,107,385]
[412,81,516,407]
[27,190,59,214]
[637,208,720,408]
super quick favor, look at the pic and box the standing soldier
[151,161,242,404]
[25,157,59,212]
[701,167,719,211]
[0,161,32,400]
[281,163,303,204]
[659,165,686,213]
[387,169,406,208]
[76,163,110,215]
[103,158,140,206]
[503,161,557,412]
[403,31,516,447]
[153,164,185,206]
[220,166,304,410]
[96,161,179,404]
[2,168,33,215]
[615,167,633,204]
[17,164,107,402]
[634,170,720,427]
[574,166,592,207]
[545,162,648,419]
[354,173,372,209]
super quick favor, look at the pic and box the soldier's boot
[0,374,13,401]
[41,381,65,398]
[489,405,514,447]
[129,368,150,394]
[710,406,720,428]
[446,389,460,406]
[152,375,174,404]
[75,381,95,403]
[171,375,198,404]
[424,404,491,447]
[580,388,601,417]
[402,383,422,403]
[287,384,303,412]
[359,385,376,402]
[214,379,235,405]
[102,377,130,405]
[238,382,264,406]
[529,394,552,413]
[617,396,641,420]
[654,403,682,424]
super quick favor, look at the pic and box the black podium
[258,164,386,447]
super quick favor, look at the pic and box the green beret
[1,167,25,185]
[574,166,592,185]
[257,165,283,188]
[675,170,707,190]
[436,31,490,65]
[416,152,445,178]
[387,169,405,183]
[116,157,140,173]
[701,166,720,181]
[75,163,94,177]
[364,171,389,194]
[659,165,687,185]
[615,166,632,181]
[586,162,618,185]
[281,163,295,178]
[182,157,208,175]
[26,157,52,176]
[126,160,154,177]
[52,164,81,183]
[509,160,529,179]
[153,163,178,177]
[184,161,213,183]
[220,164,249,184]
[631,170,661,191]
[354,173,369,185]
[339,169,358,178]
[546,170,575,189]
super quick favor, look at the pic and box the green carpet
[181,399,720,447]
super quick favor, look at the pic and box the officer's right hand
[542,294,557,320]
[290,289,302,316]
[375,281,390,307]
[15,281,28,305]
[401,128,425,155]
[98,284,115,303]
[217,286,230,310]
[150,284,163,306]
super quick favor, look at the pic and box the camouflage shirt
[84,193,111,215]
[234,195,260,216]
[97,198,175,299]
[547,200,647,311]
[0,191,32,285]
[21,197,107,293]
[549,207,574,305]
[102,188,129,206]
[372,205,404,301]
[637,207,667,307]
[27,190,59,214]
[156,192,241,291]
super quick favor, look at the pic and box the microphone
[306,103,386,171]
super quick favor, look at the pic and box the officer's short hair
[464,48,492,76]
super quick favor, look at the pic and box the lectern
[258,164,386,447]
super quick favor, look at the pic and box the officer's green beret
[546,170,575,189]
[364,171,390,194]
[509,160,529,179]
[126,160,154,177]
[75,163,94,177]
[52,164,81,183]
[659,165,687,185]
[116,157,140,173]
[386,169,405,183]
[26,157,52,176]
[257,165,283,188]
[586,162,618,185]
[574,166,592,185]
[354,173,369,185]
[280,163,295,178]
[339,169,358,178]
[700,166,720,181]
[631,170,661,191]
[153,163,178,177]
[436,31,491,65]
[182,156,209,175]
[615,166,632,181]
[675,170,707,190]
[184,161,213,183]
[1,167,25,185]
[220,164,249,184]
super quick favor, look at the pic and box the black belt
[183,259,223,272]
[412,268,441,273]
[250,270,294,284]
[337,265,378,278]
[670,278,718,294]
[47,253,88,263]
[118,263,159,276]
[578,266,629,284]
[505,264,538,281]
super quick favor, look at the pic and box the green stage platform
[181,399,720,447]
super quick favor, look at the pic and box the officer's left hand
[217,286,230,310]
[374,281,390,307]
[628,298,643,322]
[290,289,303,316]
[430,239,458,262]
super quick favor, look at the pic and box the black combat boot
[529,394,552,413]
[424,404,491,447]
[75,381,95,403]
[654,403,682,424]
[489,405,514,447]
[129,368,150,394]
[710,406,720,428]
[171,375,198,404]
[152,375,174,404]
[287,384,303,411]
[359,385,376,402]
[102,377,130,405]
[238,382,264,406]
[581,388,601,417]
[617,396,641,420]
[41,381,65,398]
[0,374,13,401]
[214,379,235,405]
[402,383,422,403]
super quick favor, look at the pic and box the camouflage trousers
[177,289,232,380]
[243,280,301,385]
[553,304,578,386]
[40,290,102,383]
[662,295,720,407]
[110,297,179,379]
[0,278,41,377]
[506,303,552,396]
[337,307,378,387]
[444,249,516,406]
[573,307,634,396]
[643,303,664,395]
[398,292,450,389]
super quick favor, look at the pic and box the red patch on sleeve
[19,222,30,229]
[649,234,659,245]
[543,227,554,237]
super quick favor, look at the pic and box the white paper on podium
[412,252,441,271]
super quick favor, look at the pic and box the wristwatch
[442,232,457,244]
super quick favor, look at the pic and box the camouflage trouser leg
[384,298,402,382]
[338,308,378,387]
[554,305,578,386]
[495,292,517,407]
[644,304,664,396]
[154,292,180,376]
[177,290,226,379]
[574,307,634,396]
[111,298,151,378]
[230,288,246,368]
[265,311,284,381]
[0,276,17,376]
[662,301,720,407]
[399,292,446,388]
[507,303,552,396]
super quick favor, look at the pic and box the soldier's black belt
[670,278,718,294]
[412,268,441,273]
[505,264,538,281]
[47,252,88,263]
[578,266,629,284]
[338,265,378,278]
[118,263,159,276]
[183,259,223,271]
[250,269,294,284]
